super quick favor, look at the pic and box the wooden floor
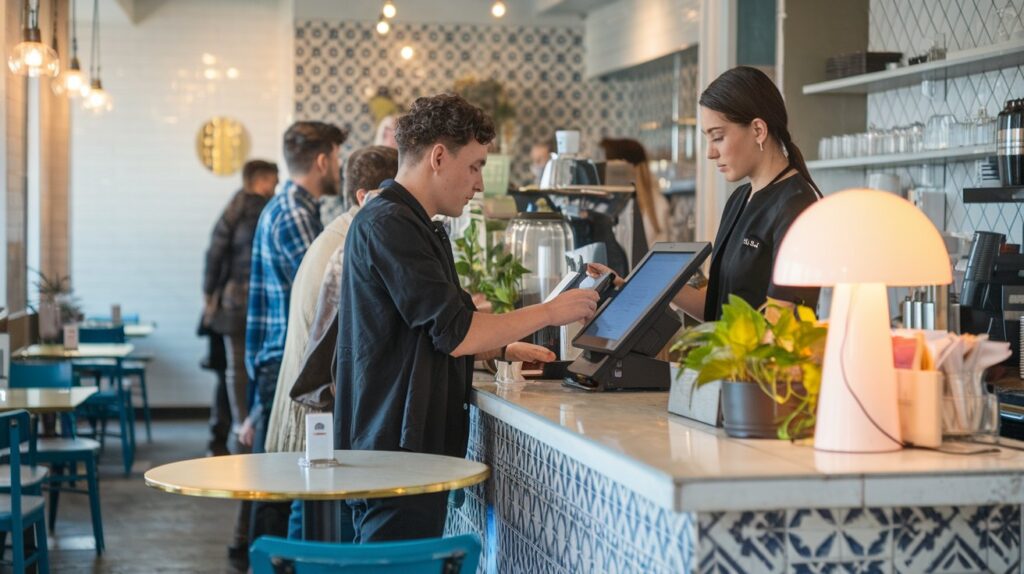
[44,418,244,574]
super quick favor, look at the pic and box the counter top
[473,379,1024,513]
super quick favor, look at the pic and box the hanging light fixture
[8,0,60,77]
[490,0,507,18]
[376,15,390,35]
[53,0,86,97]
[382,0,397,19]
[81,0,111,114]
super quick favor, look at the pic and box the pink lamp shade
[772,188,951,453]
[773,189,952,287]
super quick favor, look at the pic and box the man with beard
[242,120,347,543]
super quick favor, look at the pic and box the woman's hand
[505,342,556,363]
[586,263,624,288]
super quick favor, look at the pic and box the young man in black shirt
[336,94,599,542]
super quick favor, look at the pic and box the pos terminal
[564,242,712,392]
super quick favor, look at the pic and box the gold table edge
[143,466,491,501]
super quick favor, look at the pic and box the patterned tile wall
[294,20,642,186]
[453,407,1022,573]
[867,0,1024,243]
[294,20,699,239]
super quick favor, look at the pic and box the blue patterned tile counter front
[445,381,1024,572]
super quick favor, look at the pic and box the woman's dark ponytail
[699,66,821,196]
[779,128,821,197]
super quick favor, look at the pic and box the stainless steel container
[998,99,1024,186]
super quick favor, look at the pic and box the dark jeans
[347,491,448,542]
[249,361,290,543]
[207,368,230,455]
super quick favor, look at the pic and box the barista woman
[590,66,821,320]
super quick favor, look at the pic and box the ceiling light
[400,45,414,60]
[9,0,60,77]
[491,1,507,18]
[81,0,112,114]
[82,78,112,113]
[376,17,390,35]
[382,1,396,19]
[53,0,86,97]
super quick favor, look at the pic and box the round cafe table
[144,450,489,541]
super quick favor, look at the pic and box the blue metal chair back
[0,410,36,507]
[87,313,140,325]
[79,326,126,344]
[10,361,74,389]
[250,534,482,574]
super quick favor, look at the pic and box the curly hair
[343,145,398,206]
[395,93,496,164]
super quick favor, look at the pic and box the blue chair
[250,534,481,574]
[70,325,142,471]
[78,324,152,443]
[9,361,105,555]
[0,410,49,573]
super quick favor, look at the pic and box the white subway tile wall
[71,0,287,406]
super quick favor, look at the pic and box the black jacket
[704,174,820,321]
[334,182,476,457]
[203,189,270,335]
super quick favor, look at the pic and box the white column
[695,0,736,243]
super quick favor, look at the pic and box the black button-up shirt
[334,181,476,457]
[704,173,821,321]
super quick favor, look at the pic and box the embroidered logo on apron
[742,237,761,249]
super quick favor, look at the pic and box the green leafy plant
[671,295,827,440]
[453,218,529,314]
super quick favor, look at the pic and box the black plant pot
[720,380,794,439]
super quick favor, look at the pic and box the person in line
[374,114,398,148]
[199,158,278,566]
[264,145,399,539]
[335,93,599,542]
[241,120,347,542]
[591,66,821,322]
[599,138,670,248]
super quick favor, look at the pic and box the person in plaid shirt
[240,120,347,544]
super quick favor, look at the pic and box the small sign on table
[299,412,339,468]
[63,324,79,350]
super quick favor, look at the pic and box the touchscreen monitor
[573,243,710,353]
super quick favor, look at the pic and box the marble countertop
[473,379,1024,513]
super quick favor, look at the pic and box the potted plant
[671,295,827,440]
[453,218,530,314]
[31,269,83,343]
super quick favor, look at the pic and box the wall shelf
[807,144,996,170]
[963,186,1024,204]
[802,38,1024,95]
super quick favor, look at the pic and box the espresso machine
[959,231,1024,375]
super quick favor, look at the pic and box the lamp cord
[813,285,997,456]
[50,0,57,51]
[71,0,77,59]
[89,0,99,79]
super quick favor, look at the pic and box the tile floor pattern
[44,419,244,574]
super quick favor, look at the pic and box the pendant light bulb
[382,1,397,19]
[491,1,507,18]
[53,57,87,97]
[9,29,60,77]
[82,77,112,114]
[376,16,390,35]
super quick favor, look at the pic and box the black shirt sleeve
[365,215,474,355]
